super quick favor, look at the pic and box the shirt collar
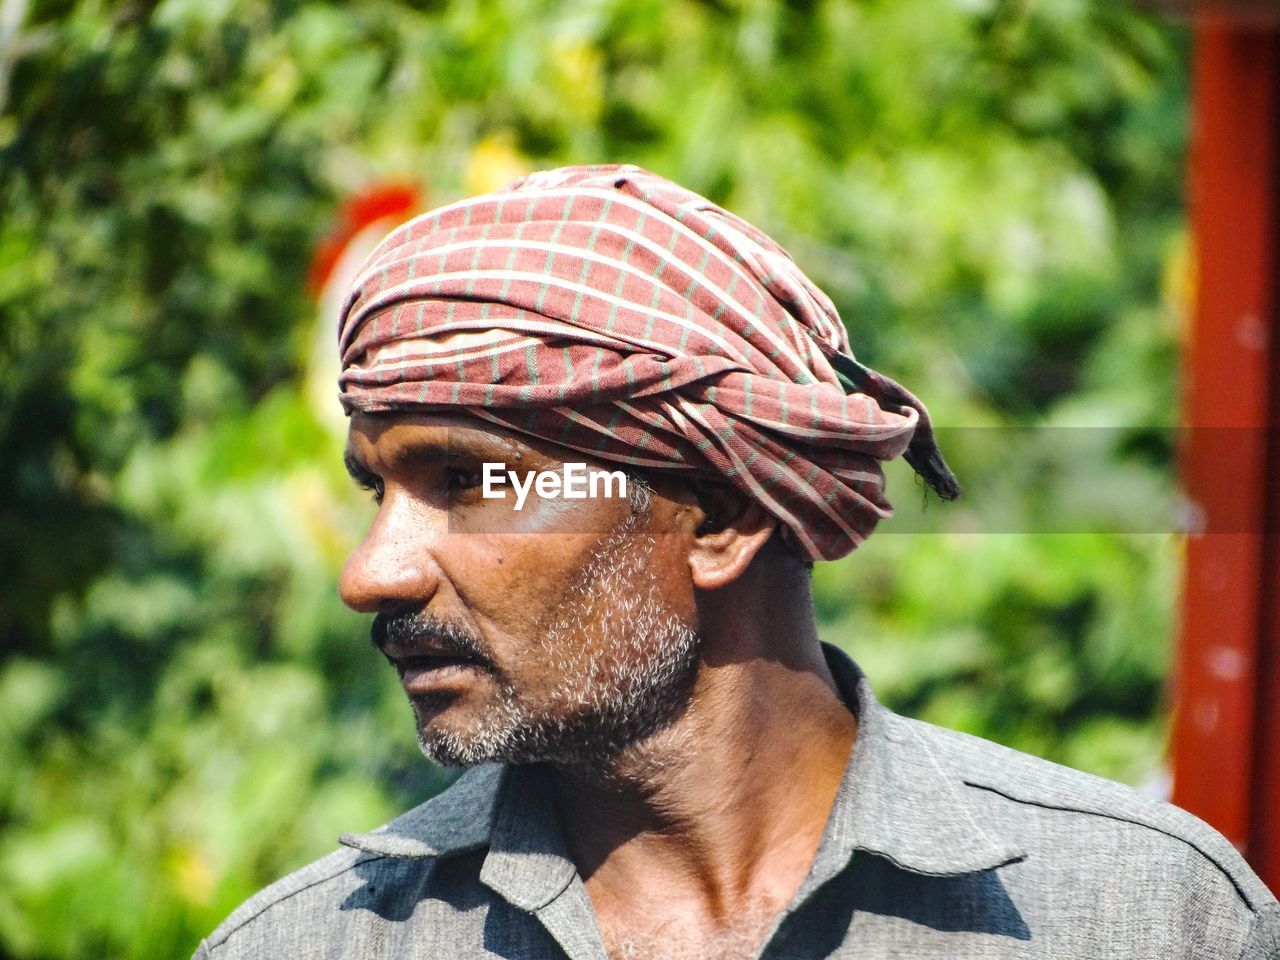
[805,644,1025,891]
[339,763,504,858]
[340,645,1025,891]
[336,765,595,912]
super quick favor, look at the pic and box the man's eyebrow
[343,435,527,481]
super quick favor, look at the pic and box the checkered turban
[338,165,957,560]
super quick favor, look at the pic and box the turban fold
[338,165,956,560]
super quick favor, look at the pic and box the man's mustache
[370,612,498,674]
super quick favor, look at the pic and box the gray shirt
[195,647,1280,958]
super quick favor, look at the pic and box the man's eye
[344,454,385,504]
[446,468,484,492]
[349,472,385,504]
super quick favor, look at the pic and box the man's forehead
[345,410,579,470]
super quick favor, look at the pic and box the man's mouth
[385,649,486,692]
[371,613,497,694]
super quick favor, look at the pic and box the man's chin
[412,703,586,768]
[413,703,691,772]
[411,700,524,767]
[415,726,533,768]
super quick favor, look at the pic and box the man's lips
[371,613,496,693]
[381,647,488,693]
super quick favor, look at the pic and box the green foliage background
[1,1,1188,956]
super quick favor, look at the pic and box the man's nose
[338,495,445,614]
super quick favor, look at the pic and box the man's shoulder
[194,765,505,959]
[897,710,1275,911]
[193,845,375,958]
[871,711,1280,957]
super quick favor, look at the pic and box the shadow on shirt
[778,851,1032,954]
[340,848,1031,955]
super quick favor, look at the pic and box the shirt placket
[479,765,610,960]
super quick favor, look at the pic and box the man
[195,165,1280,959]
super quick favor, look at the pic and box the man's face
[339,412,703,768]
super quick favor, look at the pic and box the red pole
[1173,17,1280,890]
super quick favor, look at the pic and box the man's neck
[548,585,856,955]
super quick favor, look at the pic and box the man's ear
[685,480,777,591]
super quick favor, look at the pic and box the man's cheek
[471,540,594,619]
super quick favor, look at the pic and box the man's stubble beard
[414,511,703,771]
